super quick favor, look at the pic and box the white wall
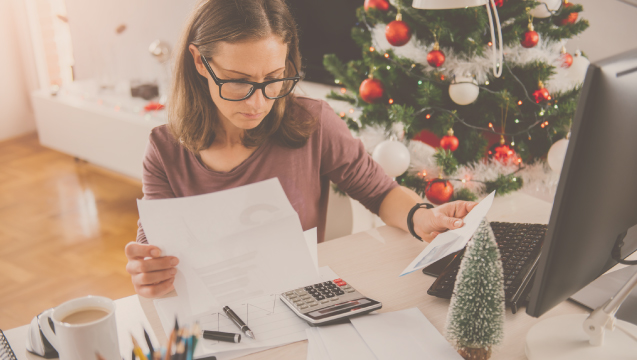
[566,0,637,62]
[64,0,197,83]
[0,0,36,141]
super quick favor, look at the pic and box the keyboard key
[316,295,325,300]
[331,297,339,301]
[326,293,335,298]
[305,286,314,291]
[335,290,345,295]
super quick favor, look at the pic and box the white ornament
[449,76,479,105]
[529,0,562,18]
[372,140,411,177]
[567,50,590,83]
[547,138,569,173]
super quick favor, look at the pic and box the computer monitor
[526,47,637,317]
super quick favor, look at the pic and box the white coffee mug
[38,295,121,360]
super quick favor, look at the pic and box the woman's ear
[188,44,207,78]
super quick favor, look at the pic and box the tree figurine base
[458,346,492,360]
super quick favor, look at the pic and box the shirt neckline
[192,139,271,176]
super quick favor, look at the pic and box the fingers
[440,214,464,230]
[126,256,179,275]
[133,268,177,286]
[451,201,478,218]
[125,242,162,260]
[136,278,175,298]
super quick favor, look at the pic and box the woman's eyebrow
[221,67,286,77]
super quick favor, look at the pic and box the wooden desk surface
[6,192,591,359]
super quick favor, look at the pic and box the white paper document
[400,191,496,276]
[137,178,320,317]
[349,308,462,360]
[154,266,340,359]
[317,323,377,360]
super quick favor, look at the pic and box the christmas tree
[324,0,589,203]
[445,219,504,360]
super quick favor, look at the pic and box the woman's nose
[245,88,267,108]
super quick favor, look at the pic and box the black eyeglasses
[200,54,300,101]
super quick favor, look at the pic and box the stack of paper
[306,308,462,360]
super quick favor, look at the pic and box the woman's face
[189,36,288,133]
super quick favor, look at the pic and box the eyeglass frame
[199,54,301,101]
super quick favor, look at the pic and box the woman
[125,0,477,298]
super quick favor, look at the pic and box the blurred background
[0,0,636,330]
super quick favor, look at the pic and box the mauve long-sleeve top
[136,96,399,244]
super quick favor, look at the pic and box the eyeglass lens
[221,79,296,100]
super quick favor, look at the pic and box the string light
[349,108,354,113]
[411,64,416,68]
[440,75,445,80]
[554,104,559,109]
[539,110,545,116]
[426,114,431,119]
[388,98,394,104]
[488,41,493,47]
[489,122,494,128]
[340,87,347,94]
[518,100,523,105]
[387,66,391,70]
[384,53,390,58]
[541,123,545,128]
[334,79,340,84]
[515,119,520,123]
[418,80,423,85]
[339,112,345,117]
[544,121,549,126]
[369,46,375,52]
[485,81,490,85]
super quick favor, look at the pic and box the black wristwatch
[407,203,434,241]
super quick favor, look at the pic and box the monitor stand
[525,269,637,359]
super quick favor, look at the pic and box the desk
[4,192,591,359]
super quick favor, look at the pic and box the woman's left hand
[412,201,478,242]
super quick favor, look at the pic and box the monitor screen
[526,48,637,317]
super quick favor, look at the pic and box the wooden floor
[0,133,142,330]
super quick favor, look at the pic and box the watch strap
[407,203,434,241]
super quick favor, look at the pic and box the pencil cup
[38,295,120,360]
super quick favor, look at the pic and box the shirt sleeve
[318,100,399,215]
[136,135,177,244]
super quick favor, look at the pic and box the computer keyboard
[426,222,547,314]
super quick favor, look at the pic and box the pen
[223,306,255,339]
[202,330,241,343]
[143,328,155,358]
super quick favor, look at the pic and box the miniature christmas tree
[445,219,505,360]
[324,0,589,203]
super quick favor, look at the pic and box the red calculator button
[334,279,342,282]
[338,282,347,286]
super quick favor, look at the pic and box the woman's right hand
[125,242,179,298]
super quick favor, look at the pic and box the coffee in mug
[61,307,110,325]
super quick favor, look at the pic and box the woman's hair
[168,0,315,152]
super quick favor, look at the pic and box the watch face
[305,298,380,320]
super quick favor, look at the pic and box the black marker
[202,330,241,343]
[222,306,255,339]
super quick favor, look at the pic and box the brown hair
[168,0,315,153]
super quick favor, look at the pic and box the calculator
[279,278,382,326]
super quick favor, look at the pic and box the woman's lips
[240,112,263,119]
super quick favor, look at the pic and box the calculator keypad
[282,279,361,312]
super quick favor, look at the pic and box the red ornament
[426,180,454,205]
[489,137,517,163]
[359,78,384,103]
[440,128,459,152]
[427,42,446,68]
[144,101,164,111]
[533,81,551,103]
[364,0,390,12]
[385,14,411,47]
[521,29,539,48]
[560,1,578,25]
[493,0,505,7]
[560,48,573,68]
